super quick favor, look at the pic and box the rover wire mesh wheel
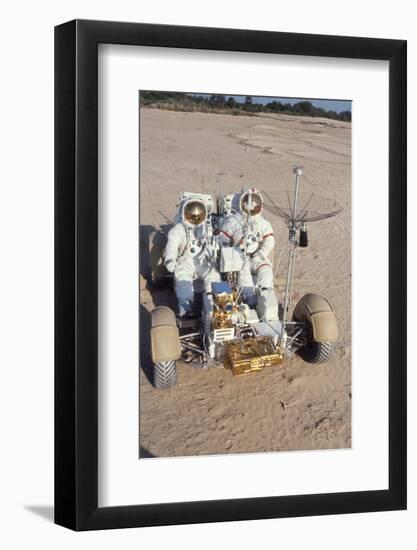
[298,337,336,364]
[292,293,337,365]
[153,359,177,389]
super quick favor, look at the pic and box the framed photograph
[55,20,406,530]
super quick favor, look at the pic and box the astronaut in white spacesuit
[219,188,276,307]
[164,196,221,316]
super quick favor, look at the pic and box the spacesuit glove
[165,259,176,273]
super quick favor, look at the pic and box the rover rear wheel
[153,360,177,389]
[150,306,181,389]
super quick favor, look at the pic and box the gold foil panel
[224,336,282,376]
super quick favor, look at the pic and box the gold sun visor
[184,200,207,225]
[240,190,263,216]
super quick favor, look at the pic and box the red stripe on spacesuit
[263,232,274,239]
[220,230,233,240]
[256,263,270,272]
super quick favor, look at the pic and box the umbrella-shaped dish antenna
[262,167,342,225]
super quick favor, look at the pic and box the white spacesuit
[164,196,221,316]
[220,188,275,306]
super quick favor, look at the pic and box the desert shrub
[139,91,351,121]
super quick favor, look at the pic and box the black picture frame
[55,19,407,531]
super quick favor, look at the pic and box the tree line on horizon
[140,91,351,122]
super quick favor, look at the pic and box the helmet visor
[184,200,207,225]
[241,191,262,216]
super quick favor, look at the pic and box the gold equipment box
[224,336,282,376]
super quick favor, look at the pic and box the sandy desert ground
[139,108,351,458]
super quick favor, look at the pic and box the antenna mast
[281,167,304,334]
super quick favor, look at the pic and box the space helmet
[183,199,207,226]
[240,188,263,216]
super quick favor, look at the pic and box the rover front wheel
[292,293,338,365]
[298,338,335,364]
[153,360,177,389]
